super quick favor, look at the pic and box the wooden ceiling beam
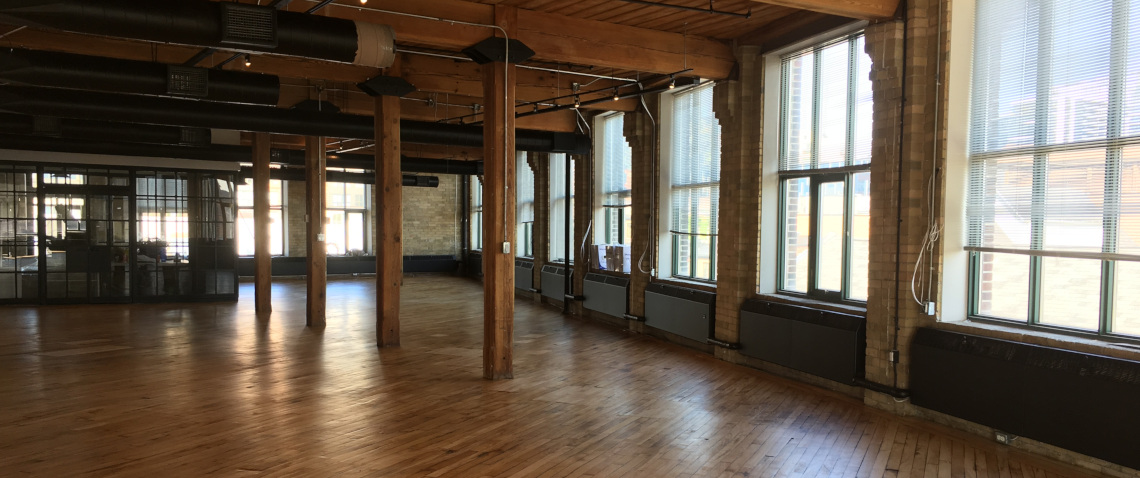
[735,11,858,51]
[269,0,734,79]
[745,0,897,20]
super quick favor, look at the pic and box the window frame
[769,30,872,305]
[593,112,634,251]
[549,153,574,264]
[470,176,483,251]
[658,82,721,283]
[323,178,370,256]
[516,152,535,258]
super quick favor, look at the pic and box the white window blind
[602,114,633,203]
[550,153,574,262]
[968,0,1140,260]
[670,83,721,236]
[517,152,534,256]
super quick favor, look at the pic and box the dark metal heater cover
[462,37,536,64]
[358,76,416,97]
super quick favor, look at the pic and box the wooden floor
[0,275,1109,477]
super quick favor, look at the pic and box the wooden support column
[305,136,327,326]
[481,6,518,380]
[375,82,402,347]
[253,132,272,314]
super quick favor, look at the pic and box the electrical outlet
[924,302,936,316]
[317,233,325,242]
[501,242,511,254]
[995,431,1015,445]
[889,350,899,363]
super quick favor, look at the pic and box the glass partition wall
[0,164,237,304]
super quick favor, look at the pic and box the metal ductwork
[0,0,395,68]
[238,167,440,187]
[0,133,484,176]
[0,86,591,154]
[0,112,211,147]
[0,49,280,105]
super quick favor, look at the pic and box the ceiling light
[360,0,367,3]
[573,96,580,109]
[668,76,675,89]
[243,54,252,67]
[613,87,621,101]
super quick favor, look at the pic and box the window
[774,33,872,303]
[550,153,575,263]
[663,83,721,282]
[516,152,534,258]
[966,0,1140,338]
[236,179,284,257]
[596,113,633,246]
[325,179,369,256]
[470,176,483,250]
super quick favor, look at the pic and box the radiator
[583,273,629,318]
[738,300,865,384]
[911,327,1140,470]
[541,264,569,301]
[644,283,714,342]
[466,252,482,278]
[515,260,534,290]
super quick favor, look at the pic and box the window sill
[589,268,631,278]
[933,319,1140,363]
[755,293,867,316]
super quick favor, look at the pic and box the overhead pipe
[0,112,211,147]
[0,134,483,175]
[0,86,591,154]
[238,167,440,187]
[0,0,396,68]
[0,49,280,106]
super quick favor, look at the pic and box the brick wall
[286,180,307,257]
[529,153,548,290]
[624,97,659,318]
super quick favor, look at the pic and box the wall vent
[644,283,714,342]
[166,66,209,98]
[738,299,865,383]
[515,260,534,290]
[219,3,278,48]
[541,264,569,301]
[583,273,628,318]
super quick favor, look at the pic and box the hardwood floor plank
[0,276,1114,478]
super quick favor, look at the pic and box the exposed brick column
[624,97,659,318]
[862,0,943,399]
[711,45,764,357]
[529,153,549,293]
[571,152,591,314]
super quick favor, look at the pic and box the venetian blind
[967,0,1140,259]
[602,113,633,203]
[670,83,721,235]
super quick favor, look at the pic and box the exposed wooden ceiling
[0,0,874,152]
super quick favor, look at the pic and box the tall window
[325,179,369,256]
[470,176,483,250]
[597,113,633,246]
[516,152,534,257]
[777,33,872,303]
[550,153,575,263]
[967,0,1140,338]
[668,83,720,281]
[236,179,284,257]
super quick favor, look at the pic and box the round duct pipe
[0,112,211,147]
[0,0,395,68]
[0,49,280,105]
[0,86,591,154]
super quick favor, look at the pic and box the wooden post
[481,6,518,380]
[375,88,402,347]
[305,136,327,326]
[253,132,272,314]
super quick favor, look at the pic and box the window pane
[345,183,366,209]
[816,181,845,292]
[1043,148,1105,253]
[674,233,691,277]
[816,41,850,169]
[347,212,364,253]
[781,178,810,293]
[269,180,283,207]
[967,154,1035,249]
[326,210,345,255]
[781,52,814,171]
[695,235,713,281]
[1039,256,1102,331]
[848,172,871,301]
[237,209,254,256]
[269,209,283,256]
[326,182,345,209]
[852,35,873,166]
[976,252,1030,322]
[1113,261,1140,336]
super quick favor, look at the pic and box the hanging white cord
[636,91,656,274]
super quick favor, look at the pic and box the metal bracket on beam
[358,75,416,97]
[462,37,535,64]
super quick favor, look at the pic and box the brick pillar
[711,46,764,358]
[530,153,549,293]
[862,0,943,397]
[570,152,591,314]
[624,97,659,319]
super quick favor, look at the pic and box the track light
[668,76,675,89]
[243,54,252,67]
[573,95,581,109]
[360,0,367,3]
[613,87,621,101]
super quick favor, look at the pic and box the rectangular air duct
[644,283,714,342]
[911,327,1140,470]
[515,260,534,290]
[738,299,865,384]
[541,264,569,301]
[583,273,628,318]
